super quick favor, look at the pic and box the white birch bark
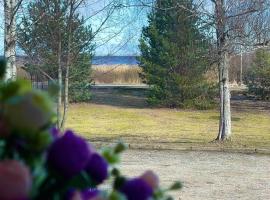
[4,0,17,80]
[216,0,232,140]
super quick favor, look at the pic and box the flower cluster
[0,60,181,200]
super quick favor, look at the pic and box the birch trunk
[57,35,62,129]
[60,1,74,129]
[4,0,17,80]
[61,33,71,130]
[217,52,232,140]
[215,0,232,141]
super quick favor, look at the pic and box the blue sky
[81,0,150,56]
[0,0,150,56]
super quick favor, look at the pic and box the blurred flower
[67,189,100,200]
[81,189,100,200]
[120,178,153,200]
[0,118,10,138]
[47,130,92,178]
[50,126,60,139]
[4,91,54,132]
[85,154,108,184]
[140,170,159,189]
[0,160,32,200]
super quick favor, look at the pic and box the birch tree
[4,0,22,80]
[134,0,269,140]
[213,0,268,140]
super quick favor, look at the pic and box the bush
[69,82,92,103]
[69,54,93,103]
[246,49,270,100]
[147,78,217,109]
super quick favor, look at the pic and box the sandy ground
[119,150,270,200]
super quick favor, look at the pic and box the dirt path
[119,150,270,200]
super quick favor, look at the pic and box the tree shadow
[90,87,149,109]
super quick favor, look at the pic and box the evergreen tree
[17,0,94,102]
[139,0,215,109]
[246,49,270,100]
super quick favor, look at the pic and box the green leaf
[108,191,127,200]
[102,148,120,164]
[68,171,95,189]
[47,82,59,97]
[113,176,126,190]
[114,142,127,154]
[111,168,121,177]
[169,181,182,190]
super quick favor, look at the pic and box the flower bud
[4,91,53,132]
[120,178,153,200]
[140,170,159,189]
[85,154,108,185]
[47,130,92,178]
[0,160,32,200]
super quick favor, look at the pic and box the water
[92,56,138,65]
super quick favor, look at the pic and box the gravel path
[120,150,270,200]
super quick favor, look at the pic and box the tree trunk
[240,51,243,85]
[61,34,71,130]
[4,0,17,80]
[57,35,62,129]
[215,0,232,141]
[217,52,232,140]
[60,1,74,129]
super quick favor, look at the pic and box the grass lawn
[67,103,270,153]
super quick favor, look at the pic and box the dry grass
[92,65,142,84]
[67,103,270,152]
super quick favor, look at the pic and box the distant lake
[93,56,138,65]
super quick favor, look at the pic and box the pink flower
[140,170,159,189]
[68,189,102,200]
[0,160,32,200]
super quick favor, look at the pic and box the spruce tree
[139,0,214,109]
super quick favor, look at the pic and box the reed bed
[92,65,143,84]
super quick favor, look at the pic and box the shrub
[246,49,270,100]
[69,82,92,102]
[69,54,93,103]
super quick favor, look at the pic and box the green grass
[67,103,270,152]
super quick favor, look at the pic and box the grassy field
[66,88,270,153]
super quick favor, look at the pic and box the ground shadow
[90,87,149,108]
[90,86,270,112]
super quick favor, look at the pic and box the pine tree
[139,0,215,109]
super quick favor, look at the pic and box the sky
[81,0,151,56]
[0,0,150,56]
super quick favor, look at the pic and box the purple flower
[120,178,153,200]
[50,126,60,139]
[85,154,108,184]
[47,130,92,178]
[81,189,100,200]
